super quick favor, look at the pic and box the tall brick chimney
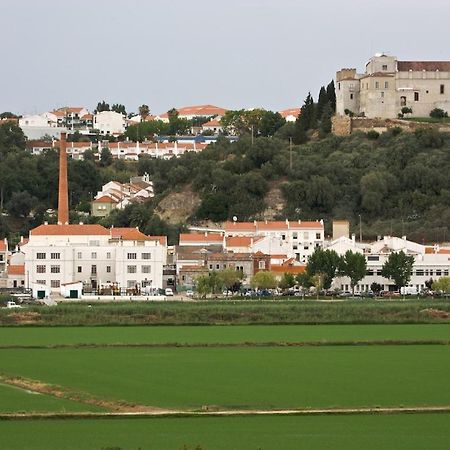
[57,132,69,225]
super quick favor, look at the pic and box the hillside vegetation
[1,122,450,243]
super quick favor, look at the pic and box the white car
[165,288,174,297]
[185,290,194,297]
[6,301,22,309]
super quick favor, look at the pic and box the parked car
[165,288,174,297]
[185,290,194,297]
[6,301,22,309]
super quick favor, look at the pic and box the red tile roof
[279,108,300,118]
[179,233,223,243]
[271,265,306,274]
[110,227,150,241]
[159,105,228,118]
[31,224,110,236]
[8,265,25,275]
[147,236,167,246]
[397,61,450,72]
[94,195,119,204]
[225,236,253,247]
[202,119,221,127]
[0,240,6,251]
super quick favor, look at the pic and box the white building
[327,235,450,293]
[22,224,167,292]
[279,108,300,122]
[93,111,126,135]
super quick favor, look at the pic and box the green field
[0,383,103,413]
[1,414,450,450]
[0,323,449,346]
[1,345,449,409]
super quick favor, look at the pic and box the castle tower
[57,132,69,225]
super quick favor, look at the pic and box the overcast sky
[1,0,449,116]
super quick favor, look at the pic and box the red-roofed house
[202,119,223,134]
[179,232,224,246]
[279,108,301,122]
[157,105,228,122]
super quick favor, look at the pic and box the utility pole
[289,137,293,170]
[251,125,254,145]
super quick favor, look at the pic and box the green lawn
[1,414,449,449]
[0,383,103,413]
[0,323,449,346]
[1,345,449,409]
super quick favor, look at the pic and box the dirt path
[1,406,450,420]
[0,373,168,414]
[1,339,450,350]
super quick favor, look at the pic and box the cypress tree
[326,80,336,112]
[316,86,328,120]
[319,102,333,137]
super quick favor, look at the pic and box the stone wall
[332,115,352,136]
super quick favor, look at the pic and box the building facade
[336,54,450,118]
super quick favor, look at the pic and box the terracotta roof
[289,221,324,229]
[8,265,25,275]
[225,236,253,247]
[31,224,110,236]
[82,113,93,119]
[257,221,289,230]
[202,119,221,127]
[147,236,167,246]
[224,222,257,232]
[224,220,323,232]
[159,105,228,118]
[0,240,6,251]
[66,142,92,148]
[179,233,223,243]
[279,108,300,118]
[26,140,54,149]
[397,61,450,72]
[271,265,306,274]
[94,195,119,204]
[110,227,151,241]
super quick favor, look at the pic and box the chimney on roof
[57,132,69,225]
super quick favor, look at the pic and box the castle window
[375,82,379,89]
[384,81,389,89]
[382,64,388,71]
[350,93,354,99]
[338,83,341,90]
[381,92,384,98]
[414,92,419,102]
[400,96,406,106]
[441,84,445,94]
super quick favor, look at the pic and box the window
[91,252,97,259]
[77,252,82,259]
[89,240,100,246]
[37,280,46,285]
[77,266,82,273]
[216,264,220,270]
[293,245,298,250]
[51,280,60,288]
[142,253,151,260]
[50,265,60,273]
[106,252,111,259]
[382,64,388,71]
[304,245,309,250]
[367,255,379,261]
[142,265,151,273]
[384,81,389,89]
[440,84,445,94]
[209,264,213,269]
[400,96,406,106]
[127,265,137,274]
[436,270,442,276]
[37,253,46,259]
[91,265,97,275]
[381,91,384,98]
[444,270,449,276]
[350,93,354,100]
[293,232,298,239]
[414,92,419,102]
[375,81,379,89]
[338,83,341,90]
[366,270,374,276]
[106,266,111,273]
[36,265,46,273]
[258,261,266,270]
[281,234,286,241]
[50,253,60,259]
[127,253,137,260]
[304,232,309,240]
[127,280,137,288]
[316,233,321,240]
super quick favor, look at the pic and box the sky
[1,0,449,116]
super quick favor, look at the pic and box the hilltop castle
[336,54,450,119]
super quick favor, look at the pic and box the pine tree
[326,80,336,112]
[316,86,328,120]
[319,102,333,136]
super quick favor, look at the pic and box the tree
[278,272,296,290]
[306,248,342,290]
[218,268,243,294]
[6,191,37,218]
[250,271,277,290]
[100,148,113,167]
[319,102,333,136]
[316,86,329,119]
[139,104,150,122]
[293,92,316,144]
[111,103,127,115]
[430,108,448,119]
[370,282,383,296]
[195,274,212,298]
[341,250,367,295]
[326,80,336,112]
[380,250,415,290]
[95,100,110,113]
[311,273,324,298]
[296,272,312,292]
[432,276,450,294]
